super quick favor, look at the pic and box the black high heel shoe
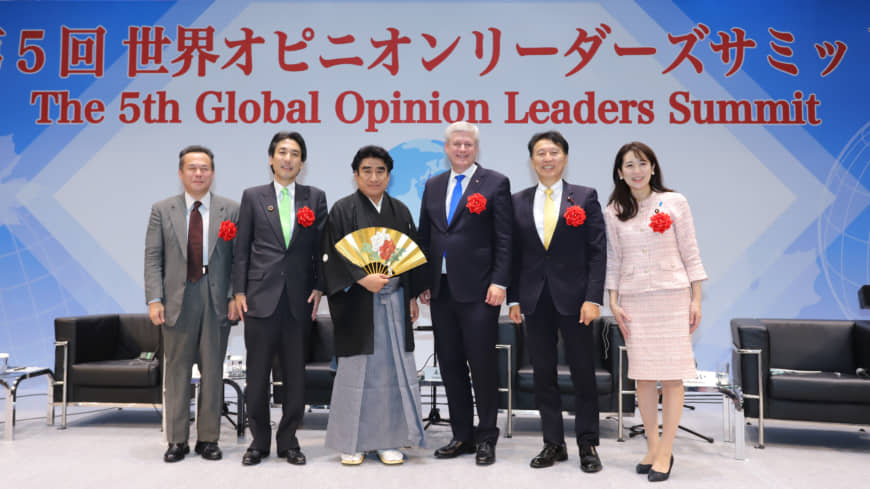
[647,455,674,482]
[636,462,652,474]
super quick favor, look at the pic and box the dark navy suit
[419,164,512,444]
[507,181,606,446]
[233,183,327,453]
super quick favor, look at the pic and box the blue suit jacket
[419,164,512,302]
[507,181,606,317]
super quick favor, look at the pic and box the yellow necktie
[543,188,556,250]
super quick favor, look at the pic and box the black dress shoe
[475,441,496,466]
[433,440,476,459]
[242,448,268,466]
[530,443,568,468]
[648,455,674,482]
[163,443,190,463]
[278,448,307,465]
[638,455,672,475]
[578,443,603,473]
[194,441,222,461]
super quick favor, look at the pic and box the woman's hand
[689,299,702,334]
[611,303,631,339]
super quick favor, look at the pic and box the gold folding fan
[334,227,427,276]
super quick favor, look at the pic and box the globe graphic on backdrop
[819,121,870,319]
[387,139,449,224]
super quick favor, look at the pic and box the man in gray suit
[145,145,240,463]
[233,131,327,466]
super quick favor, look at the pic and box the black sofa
[731,318,870,446]
[271,314,336,407]
[497,316,635,438]
[54,314,162,427]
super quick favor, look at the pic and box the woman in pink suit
[604,142,707,482]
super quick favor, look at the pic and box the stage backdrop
[1,0,868,371]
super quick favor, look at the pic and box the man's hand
[508,304,523,324]
[307,290,323,320]
[358,274,390,293]
[228,299,240,322]
[234,294,248,323]
[148,302,165,326]
[485,284,506,307]
[578,302,600,326]
[409,298,419,323]
[418,289,431,305]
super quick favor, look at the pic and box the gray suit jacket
[144,192,240,327]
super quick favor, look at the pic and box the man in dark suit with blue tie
[507,131,606,473]
[232,131,328,466]
[418,121,513,465]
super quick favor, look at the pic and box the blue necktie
[447,174,465,225]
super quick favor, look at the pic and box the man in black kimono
[320,145,429,465]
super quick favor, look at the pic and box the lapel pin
[267,205,274,212]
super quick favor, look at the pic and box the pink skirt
[621,288,696,381]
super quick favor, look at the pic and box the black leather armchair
[54,314,162,428]
[731,318,870,446]
[498,316,635,438]
[272,314,336,407]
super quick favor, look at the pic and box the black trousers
[431,275,501,444]
[524,281,599,446]
[244,289,308,452]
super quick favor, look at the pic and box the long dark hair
[607,142,673,221]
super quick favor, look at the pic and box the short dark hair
[527,131,569,157]
[351,145,394,173]
[178,145,214,170]
[268,131,307,161]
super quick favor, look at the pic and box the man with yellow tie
[507,131,606,473]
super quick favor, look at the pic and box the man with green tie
[233,131,328,466]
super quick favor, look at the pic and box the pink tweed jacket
[604,191,707,295]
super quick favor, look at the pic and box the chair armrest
[602,316,634,413]
[308,315,336,363]
[497,318,519,408]
[855,321,870,369]
[730,318,769,417]
[54,317,84,382]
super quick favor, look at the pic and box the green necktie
[279,187,292,247]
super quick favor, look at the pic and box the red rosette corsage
[379,239,396,260]
[218,220,237,241]
[466,193,487,214]
[563,205,586,227]
[296,206,315,227]
[649,211,673,233]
